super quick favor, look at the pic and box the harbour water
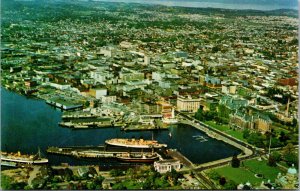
[1,88,240,166]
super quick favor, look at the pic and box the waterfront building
[229,111,253,129]
[48,82,71,90]
[230,110,272,133]
[176,95,201,113]
[154,159,181,173]
[142,102,162,114]
[89,88,107,99]
[253,114,272,133]
[157,101,173,119]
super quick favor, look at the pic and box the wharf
[59,122,113,129]
[47,146,170,163]
[122,125,168,131]
[121,120,168,131]
[46,100,83,111]
[167,149,195,168]
[59,116,126,129]
[62,114,99,119]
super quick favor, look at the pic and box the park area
[204,121,246,141]
[206,158,284,188]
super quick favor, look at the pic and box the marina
[1,87,241,166]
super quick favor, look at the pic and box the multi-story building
[157,101,173,119]
[89,88,107,99]
[177,95,201,112]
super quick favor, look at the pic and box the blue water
[1,88,240,165]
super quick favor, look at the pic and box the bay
[1,87,240,166]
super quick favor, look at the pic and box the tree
[270,137,282,148]
[247,133,265,148]
[195,107,205,121]
[110,169,123,177]
[24,185,32,190]
[1,175,13,190]
[209,171,221,181]
[219,177,226,185]
[268,154,277,167]
[284,153,298,167]
[223,180,237,190]
[94,175,105,185]
[166,168,181,186]
[84,101,90,107]
[283,143,294,155]
[231,155,240,168]
[242,128,251,139]
[279,132,289,143]
[112,182,126,190]
[87,182,96,190]
[217,105,230,119]
[142,178,152,189]
[272,151,282,162]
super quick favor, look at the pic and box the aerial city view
[0,0,299,190]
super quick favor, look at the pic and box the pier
[47,146,170,163]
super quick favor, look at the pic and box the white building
[144,55,151,65]
[176,95,201,112]
[48,82,71,90]
[89,88,107,99]
[154,159,181,173]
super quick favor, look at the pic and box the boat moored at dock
[1,151,48,165]
[105,138,167,149]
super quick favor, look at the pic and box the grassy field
[205,121,246,141]
[210,158,284,187]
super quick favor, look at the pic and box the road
[175,111,262,189]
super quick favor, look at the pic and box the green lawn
[211,158,284,186]
[205,121,246,141]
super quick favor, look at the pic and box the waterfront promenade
[175,112,260,189]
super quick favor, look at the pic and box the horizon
[86,0,299,11]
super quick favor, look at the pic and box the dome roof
[287,164,297,175]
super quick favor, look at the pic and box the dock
[46,146,169,163]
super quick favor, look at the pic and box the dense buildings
[1,0,298,190]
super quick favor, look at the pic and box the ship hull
[117,156,158,163]
[105,140,167,149]
[1,157,48,164]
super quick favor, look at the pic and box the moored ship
[105,138,167,149]
[116,153,159,163]
[1,151,48,165]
